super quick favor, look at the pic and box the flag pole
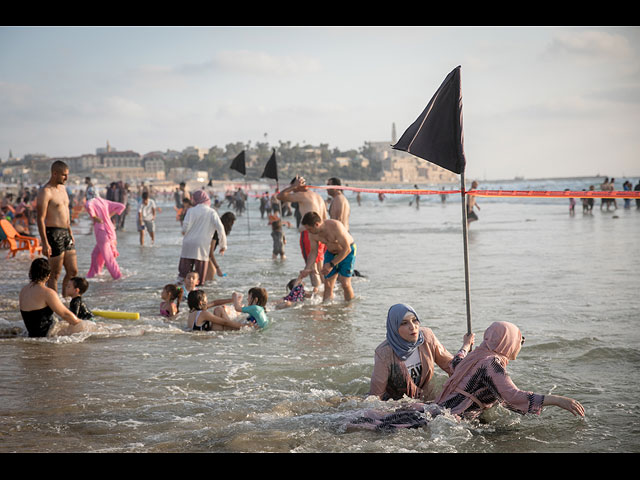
[460,170,472,336]
[245,179,250,236]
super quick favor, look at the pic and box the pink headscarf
[85,197,125,240]
[436,321,522,404]
[191,190,210,206]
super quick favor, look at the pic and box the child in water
[271,219,286,260]
[233,287,269,329]
[182,270,234,312]
[182,271,200,296]
[160,284,183,317]
[65,276,93,320]
[187,290,245,331]
[275,276,313,309]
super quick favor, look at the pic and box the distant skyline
[1,26,639,180]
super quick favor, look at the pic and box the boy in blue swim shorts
[300,211,356,303]
[324,243,357,279]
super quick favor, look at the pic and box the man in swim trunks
[37,160,78,294]
[300,211,356,303]
[466,180,480,225]
[277,176,328,293]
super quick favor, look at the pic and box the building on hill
[368,123,458,184]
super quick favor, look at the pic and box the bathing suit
[300,230,326,263]
[70,296,93,320]
[191,311,211,331]
[283,284,305,303]
[271,230,285,255]
[242,305,269,329]
[20,306,55,337]
[45,226,75,257]
[160,301,177,317]
[323,243,357,278]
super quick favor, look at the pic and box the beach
[1,176,639,453]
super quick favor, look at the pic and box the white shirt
[180,203,227,261]
[403,349,422,386]
[138,199,156,221]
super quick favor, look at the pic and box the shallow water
[1,177,639,453]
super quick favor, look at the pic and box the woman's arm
[542,395,585,417]
[46,289,81,326]
[207,297,233,309]
[430,331,455,375]
[369,350,391,399]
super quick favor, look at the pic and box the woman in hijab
[349,319,583,432]
[178,189,227,286]
[369,303,474,402]
[435,321,584,420]
[85,191,126,280]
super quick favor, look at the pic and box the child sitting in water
[160,284,183,317]
[275,276,313,309]
[65,276,93,320]
[182,271,234,312]
[187,290,245,331]
[232,287,269,329]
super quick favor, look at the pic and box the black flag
[229,150,246,175]
[392,66,466,174]
[261,149,278,181]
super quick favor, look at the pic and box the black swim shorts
[46,227,75,257]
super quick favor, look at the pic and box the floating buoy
[92,310,140,320]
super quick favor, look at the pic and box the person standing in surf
[299,211,356,303]
[466,180,480,225]
[327,177,351,232]
[277,176,328,295]
[36,160,78,294]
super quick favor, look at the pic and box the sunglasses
[521,335,526,345]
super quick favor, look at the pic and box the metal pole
[245,181,250,236]
[460,171,472,336]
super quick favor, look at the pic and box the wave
[0,316,183,343]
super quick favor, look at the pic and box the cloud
[212,49,322,76]
[545,30,634,61]
[137,49,322,79]
[104,96,147,118]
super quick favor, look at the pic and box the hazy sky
[1,26,639,180]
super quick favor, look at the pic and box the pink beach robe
[85,198,126,280]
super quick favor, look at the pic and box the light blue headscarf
[386,303,425,360]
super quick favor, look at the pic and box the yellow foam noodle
[92,309,140,320]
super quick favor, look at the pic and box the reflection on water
[1,178,640,452]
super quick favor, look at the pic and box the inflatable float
[92,310,140,320]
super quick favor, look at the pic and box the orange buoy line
[308,184,640,199]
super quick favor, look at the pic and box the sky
[1,26,639,180]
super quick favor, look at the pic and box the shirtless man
[37,160,78,293]
[327,177,351,231]
[277,176,328,291]
[466,180,481,225]
[300,211,356,303]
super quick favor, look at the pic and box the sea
[1,176,639,453]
